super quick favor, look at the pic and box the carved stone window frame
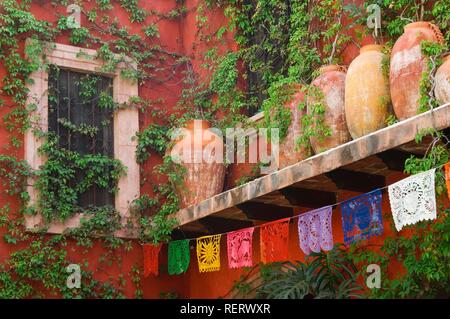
[24,40,139,237]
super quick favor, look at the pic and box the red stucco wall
[0,0,190,299]
[0,0,242,299]
[0,0,433,299]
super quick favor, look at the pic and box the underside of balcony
[170,103,450,239]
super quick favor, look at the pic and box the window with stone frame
[47,66,115,208]
[25,41,140,235]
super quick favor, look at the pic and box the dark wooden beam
[377,149,411,171]
[237,201,294,222]
[171,229,208,240]
[325,169,386,193]
[279,187,337,207]
[199,216,254,234]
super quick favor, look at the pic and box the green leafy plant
[297,85,332,155]
[227,246,363,299]
[0,0,195,298]
[419,41,447,113]
[262,79,297,141]
[135,124,169,163]
[349,128,450,299]
[345,1,450,43]
[131,155,184,244]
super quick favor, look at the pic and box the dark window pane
[48,66,114,208]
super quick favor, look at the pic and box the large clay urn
[226,133,271,189]
[345,44,392,139]
[390,22,445,119]
[170,119,225,208]
[308,65,351,153]
[275,84,310,169]
[435,55,450,105]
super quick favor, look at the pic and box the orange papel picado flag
[445,163,450,201]
[143,243,162,277]
[260,218,290,264]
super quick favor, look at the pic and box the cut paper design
[260,218,290,264]
[445,163,450,201]
[196,235,221,273]
[388,169,436,231]
[143,243,162,277]
[227,228,254,269]
[168,240,190,275]
[297,206,333,255]
[341,189,384,245]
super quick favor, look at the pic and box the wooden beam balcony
[170,103,450,236]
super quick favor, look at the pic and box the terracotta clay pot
[308,65,351,153]
[345,44,392,139]
[226,133,271,189]
[435,55,450,105]
[276,85,310,169]
[170,119,225,208]
[390,22,445,120]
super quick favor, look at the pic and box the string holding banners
[141,164,447,276]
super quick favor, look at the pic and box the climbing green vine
[419,41,447,113]
[0,0,195,298]
[0,0,449,299]
[296,85,332,155]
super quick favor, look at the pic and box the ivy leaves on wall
[0,0,449,299]
[0,0,191,298]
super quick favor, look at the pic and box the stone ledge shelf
[171,103,450,235]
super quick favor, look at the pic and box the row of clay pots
[174,22,449,208]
